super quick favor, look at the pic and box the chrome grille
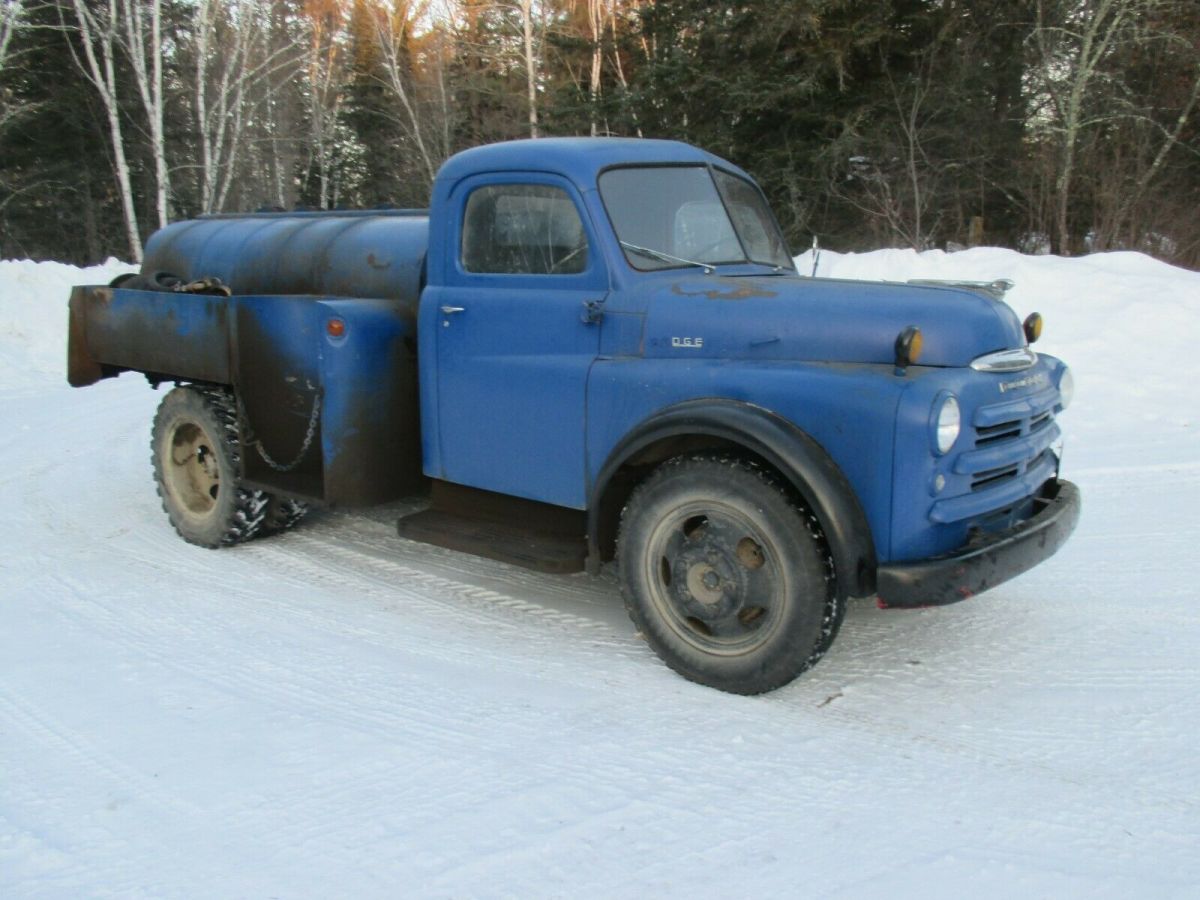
[975,420,1022,446]
[960,386,1061,495]
[972,464,1021,491]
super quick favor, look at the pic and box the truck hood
[633,274,1025,366]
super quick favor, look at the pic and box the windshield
[599,165,793,271]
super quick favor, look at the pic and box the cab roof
[434,138,754,191]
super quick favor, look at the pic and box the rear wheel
[618,455,840,694]
[151,386,267,547]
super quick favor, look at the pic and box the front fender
[588,398,877,598]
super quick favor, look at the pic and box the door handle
[440,305,466,315]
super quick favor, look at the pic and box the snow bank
[0,258,136,383]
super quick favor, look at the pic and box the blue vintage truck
[67,138,1080,693]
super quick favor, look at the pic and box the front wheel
[618,455,840,694]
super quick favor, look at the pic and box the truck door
[429,174,606,509]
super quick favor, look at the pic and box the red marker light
[327,317,346,338]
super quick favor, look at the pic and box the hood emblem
[907,278,1015,299]
[999,372,1047,393]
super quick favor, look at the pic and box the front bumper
[875,478,1081,608]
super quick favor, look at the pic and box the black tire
[113,270,182,292]
[618,455,841,694]
[260,496,309,534]
[151,386,267,547]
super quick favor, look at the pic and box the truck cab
[67,137,1080,694]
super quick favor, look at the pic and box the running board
[396,480,587,574]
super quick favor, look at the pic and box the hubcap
[647,505,785,653]
[165,421,220,520]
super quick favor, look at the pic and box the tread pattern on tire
[618,453,844,694]
[152,386,268,548]
[262,497,310,534]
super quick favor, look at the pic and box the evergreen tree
[0,0,132,261]
[344,0,407,204]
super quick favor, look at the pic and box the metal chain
[252,393,322,473]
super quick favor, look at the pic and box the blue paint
[422,170,607,508]
[143,211,427,307]
[585,358,906,553]
[94,136,1073,585]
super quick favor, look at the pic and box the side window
[461,184,589,275]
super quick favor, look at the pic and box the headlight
[1058,367,1074,411]
[934,393,960,455]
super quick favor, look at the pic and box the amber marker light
[1023,312,1043,344]
[327,317,346,338]
[894,325,923,372]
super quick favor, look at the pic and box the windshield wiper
[619,240,714,274]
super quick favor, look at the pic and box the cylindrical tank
[141,210,430,312]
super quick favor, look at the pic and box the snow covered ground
[2,249,1198,898]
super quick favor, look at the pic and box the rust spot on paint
[670,282,776,301]
[366,253,391,270]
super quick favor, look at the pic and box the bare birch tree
[0,0,27,132]
[303,0,351,209]
[68,0,141,261]
[1088,9,1200,252]
[372,0,451,185]
[607,0,640,137]
[520,0,538,137]
[119,0,168,229]
[189,0,305,213]
[1109,67,1200,237]
[1033,0,1143,254]
[259,2,310,210]
[0,1,22,73]
[587,0,601,135]
[834,60,944,250]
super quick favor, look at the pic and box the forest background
[0,0,1197,268]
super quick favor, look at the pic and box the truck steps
[396,480,587,574]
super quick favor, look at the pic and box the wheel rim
[163,420,221,521]
[642,500,788,655]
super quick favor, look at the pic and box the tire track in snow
[14,382,1194,835]
[32,573,633,862]
[43,544,647,778]
[34,508,1200,832]
[765,678,1199,818]
[44,569,565,749]
[250,531,620,637]
[0,688,202,820]
[82,500,632,670]
[52,533,1199,826]
[33,565,665,867]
